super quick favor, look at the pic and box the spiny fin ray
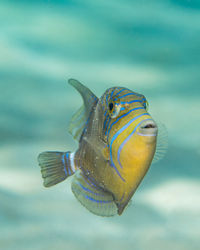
[68,79,98,141]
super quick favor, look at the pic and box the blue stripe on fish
[112,88,128,99]
[110,161,125,182]
[77,182,105,196]
[104,110,107,117]
[109,113,150,180]
[110,113,150,150]
[82,172,101,190]
[84,195,112,203]
[110,88,117,98]
[120,107,126,111]
[117,118,153,168]
[113,92,142,100]
[83,175,99,190]
[120,100,143,105]
[62,154,68,176]
[66,152,71,175]
[107,107,145,138]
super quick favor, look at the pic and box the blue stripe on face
[119,100,143,105]
[107,107,145,138]
[110,88,117,98]
[113,92,142,100]
[112,88,128,99]
[117,118,153,168]
[109,113,150,180]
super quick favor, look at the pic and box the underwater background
[0,0,200,249]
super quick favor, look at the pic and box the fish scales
[38,79,167,216]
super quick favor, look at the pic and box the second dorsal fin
[68,79,98,141]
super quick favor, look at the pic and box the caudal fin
[37,151,76,187]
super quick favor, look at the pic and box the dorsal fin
[68,79,98,141]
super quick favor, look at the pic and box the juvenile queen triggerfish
[38,79,167,216]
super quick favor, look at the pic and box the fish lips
[137,120,158,137]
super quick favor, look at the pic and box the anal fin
[71,171,117,217]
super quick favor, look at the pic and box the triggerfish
[38,79,167,216]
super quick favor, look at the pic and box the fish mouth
[137,120,158,136]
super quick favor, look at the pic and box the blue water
[0,1,200,249]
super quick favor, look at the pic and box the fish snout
[138,120,158,136]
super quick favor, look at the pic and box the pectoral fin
[152,122,168,164]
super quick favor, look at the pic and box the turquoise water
[0,0,200,249]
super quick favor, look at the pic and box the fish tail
[37,151,76,187]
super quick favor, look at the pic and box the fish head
[100,87,157,215]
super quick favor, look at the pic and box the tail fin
[37,151,76,187]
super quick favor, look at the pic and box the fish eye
[108,102,121,118]
[109,102,114,111]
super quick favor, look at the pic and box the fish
[38,79,167,216]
